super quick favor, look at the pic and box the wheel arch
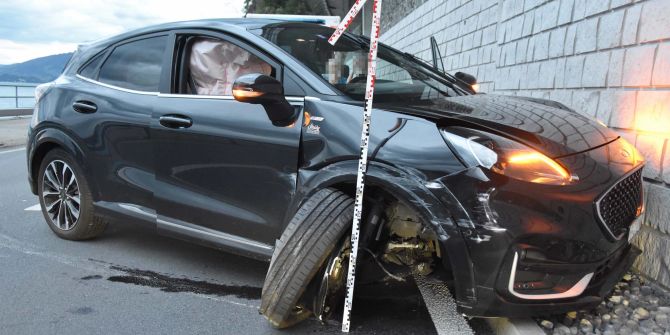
[29,127,89,195]
[291,159,479,307]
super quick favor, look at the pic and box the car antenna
[430,36,446,73]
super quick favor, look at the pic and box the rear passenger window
[98,36,167,92]
[79,52,106,79]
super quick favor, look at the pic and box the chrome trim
[118,203,157,219]
[508,252,593,300]
[76,74,158,96]
[158,93,235,100]
[157,218,273,252]
[157,93,307,103]
[594,165,644,240]
[77,74,316,103]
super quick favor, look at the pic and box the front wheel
[260,188,354,328]
[37,149,107,240]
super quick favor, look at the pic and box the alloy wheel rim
[42,160,80,230]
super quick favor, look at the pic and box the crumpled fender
[290,159,479,307]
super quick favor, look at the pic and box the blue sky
[0,0,245,64]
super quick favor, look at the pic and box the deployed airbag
[189,38,272,96]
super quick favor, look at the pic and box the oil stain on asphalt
[106,264,262,300]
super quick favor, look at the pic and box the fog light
[513,280,553,290]
[508,252,593,300]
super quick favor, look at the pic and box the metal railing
[0,82,38,110]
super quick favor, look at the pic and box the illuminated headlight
[440,127,575,185]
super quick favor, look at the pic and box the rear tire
[260,188,354,328]
[37,149,107,240]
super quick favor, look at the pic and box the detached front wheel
[260,188,354,328]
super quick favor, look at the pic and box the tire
[37,149,107,240]
[260,188,355,328]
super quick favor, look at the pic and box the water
[0,83,37,109]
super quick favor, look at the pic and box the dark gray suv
[28,19,644,328]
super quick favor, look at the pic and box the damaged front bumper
[466,243,640,317]
[424,160,643,317]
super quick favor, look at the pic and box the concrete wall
[380,0,670,287]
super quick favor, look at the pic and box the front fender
[291,160,479,308]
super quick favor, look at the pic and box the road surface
[0,146,477,334]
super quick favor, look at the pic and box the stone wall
[379,0,429,32]
[380,0,670,288]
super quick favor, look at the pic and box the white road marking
[24,204,41,211]
[0,115,31,121]
[414,273,473,335]
[0,147,26,155]
[184,292,259,309]
[0,232,257,309]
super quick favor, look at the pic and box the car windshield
[254,24,470,102]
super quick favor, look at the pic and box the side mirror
[455,72,479,92]
[232,73,297,126]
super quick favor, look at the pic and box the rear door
[74,34,169,219]
[152,30,303,255]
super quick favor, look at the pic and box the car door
[74,34,169,219]
[152,30,303,256]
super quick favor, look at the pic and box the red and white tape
[328,0,383,332]
[328,0,368,45]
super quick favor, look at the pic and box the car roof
[80,18,315,49]
[68,19,342,97]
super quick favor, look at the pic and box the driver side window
[186,37,274,96]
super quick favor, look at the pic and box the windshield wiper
[403,52,432,66]
[400,52,470,95]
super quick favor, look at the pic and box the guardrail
[0,82,38,110]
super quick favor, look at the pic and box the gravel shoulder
[536,272,670,335]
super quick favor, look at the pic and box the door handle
[159,115,193,129]
[72,100,97,114]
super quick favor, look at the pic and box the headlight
[441,127,574,185]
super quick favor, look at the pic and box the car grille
[596,168,643,240]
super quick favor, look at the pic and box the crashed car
[27,19,644,328]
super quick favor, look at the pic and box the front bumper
[461,243,640,317]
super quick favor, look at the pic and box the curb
[0,115,32,121]
[0,109,32,117]
[486,318,545,335]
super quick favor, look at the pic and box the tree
[244,0,329,15]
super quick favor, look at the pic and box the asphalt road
[0,118,30,148]
[0,146,451,335]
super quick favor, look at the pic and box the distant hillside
[0,53,73,83]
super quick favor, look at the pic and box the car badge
[307,123,321,135]
[303,112,325,128]
[620,148,631,158]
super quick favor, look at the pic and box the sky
[0,0,246,64]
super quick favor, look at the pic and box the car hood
[377,94,619,158]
